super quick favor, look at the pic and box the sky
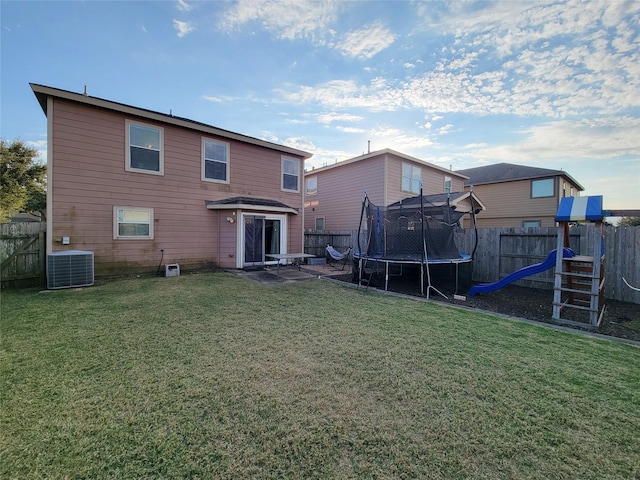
[1,0,639,211]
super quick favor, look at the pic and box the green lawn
[2,272,639,479]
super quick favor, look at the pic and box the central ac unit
[47,250,95,289]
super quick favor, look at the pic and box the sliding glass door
[243,214,285,267]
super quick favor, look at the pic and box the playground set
[552,196,607,328]
[470,195,631,329]
[353,191,633,329]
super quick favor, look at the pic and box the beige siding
[468,177,568,228]
[50,98,304,274]
[304,157,386,231]
[386,153,462,201]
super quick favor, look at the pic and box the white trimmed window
[202,138,229,183]
[444,176,452,194]
[282,157,300,192]
[523,220,541,229]
[315,217,324,230]
[114,207,154,239]
[126,121,163,175]
[306,176,317,195]
[531,178,554,198]
[402,163,421,194]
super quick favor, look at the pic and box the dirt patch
[322,266,640,343]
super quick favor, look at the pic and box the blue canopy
[556,195,603,222]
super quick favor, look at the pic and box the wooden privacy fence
[304,230,356,259]
[455,225,639,304]
[1,222,47,289]
[306,226,639,304]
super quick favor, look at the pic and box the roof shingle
[455,162,583,190]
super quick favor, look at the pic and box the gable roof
[455,162,584,190]
[205,197,298,214]
[306,148,468,179]
[30,83,312,160]
[387,191,486,212]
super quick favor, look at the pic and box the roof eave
[206,203,298,215]
[466,172,584,191]
[455,191,487,211]
[30,83,312,160]
[305,148,469,179]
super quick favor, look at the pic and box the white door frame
[238,212,288,268]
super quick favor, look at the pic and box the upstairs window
[202,138,229,183]
[126,121,163,175]
[444,176,452,194]
[306,176,317,195]
[114,207,153,239]
[531,178,554,198]
[402,163,421,194]
[282,157,300,192]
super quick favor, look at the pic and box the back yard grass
[2,272,639,479]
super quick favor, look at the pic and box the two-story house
[32,83,311,276]
[455,163,584,228]
[304,149,484,232]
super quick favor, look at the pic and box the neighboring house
[455,163,584,228]
[304,148,483,231]
[31,83,312,276]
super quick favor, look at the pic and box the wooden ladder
[552,224,605,328]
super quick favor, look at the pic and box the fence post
[39,230,46,287]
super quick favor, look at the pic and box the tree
[0,139,47,222]
[618,217,640,227]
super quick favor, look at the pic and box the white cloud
[467,116,640,163]
[278,0,639,120]
[202,95,238,103]
[368,126,434,150]
[284,118,309,125]
[282,136,316,153]
[335,22,396,58]
[26,139,47,149]
[438,124,454,135]
[305,148,355,170]
[462,143,490,149]
[176,0,192,12]
[173,19,195,37]
[336,126,365,133]
[220,0,340,42]
[26,139,47,162]
[316,112,362,124]
[259,131,280,143]
[444,49,481,71]
[277,79,400,111]
[408,0,640,117]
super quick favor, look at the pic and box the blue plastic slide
[469,247,575,297]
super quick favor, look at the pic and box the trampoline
[353,189,479,298]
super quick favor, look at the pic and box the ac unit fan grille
[47,251,94,289]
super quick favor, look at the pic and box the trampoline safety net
[360,197,464,261]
